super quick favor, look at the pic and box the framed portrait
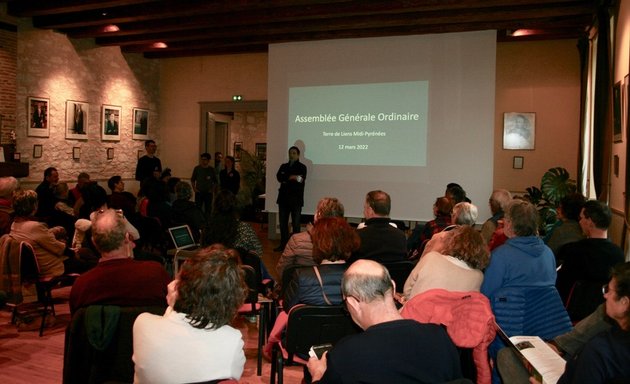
[72,147,81,160]
[66,100,89,140]
[233,141,243,161]
[503,112,535,150]
[255,142,267,161]
[27,97,50,137]
[102,105,121,141]
[107,147,114,160]
[613,81,622,143]
[132,108,149,140]
[33,144,43,158]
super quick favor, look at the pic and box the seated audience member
[69,209,170,314]
[166,176,180,204]
[68,172,90,208]
[53,182,75,216]
[349,190,406,264]
[544,192,586,255]
[220,155,240,196]
[170,181,206,241]
[10,189,95,277]
[35,167,59,220]
[535,262,630,384]
[420,201,478,257]
[418,196,453,248]
[133,248,247,383]
[307,259,463,383]
[276,197,345,283]
[481,199,556,299]
[107,175,137,219]
[264,216,359,357]
[404,225,489,302]
[480,189,512,244]
[445,183,470,204]
[498,302,612,382]
[556,200,624,304]
[143,176,172,228]
[0,176,18,235]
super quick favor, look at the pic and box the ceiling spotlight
[151,42,168,49]
[103,24,119,33]
[232,95,243,101]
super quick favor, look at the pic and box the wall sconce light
[232,95,243,101]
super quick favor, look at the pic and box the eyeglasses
[602,284,616,295]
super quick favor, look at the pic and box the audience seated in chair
[34,167,59,221]
[349,190,407,264]
[408,196,453,258]
[10,189,95,278]
[555,200,624,306]
[132,247,247,383]
[479,189,512,245]
[264,216,359,358]
[275,197,345,290]
[0,176,18,236]
[420,201,478,257]
[543,192,585,256]
[106,175,137,219]
[404,225,489,302]
[69,208,170,314]
[170,181,206,242]
[307,259,464,383]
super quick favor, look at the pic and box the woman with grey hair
[170,181,206,241]
[421,202,478,256]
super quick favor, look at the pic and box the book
[497,326,566,384]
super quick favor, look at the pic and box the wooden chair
[270,304,359,384]
[238,264,267,376]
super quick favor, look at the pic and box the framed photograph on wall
[107,147,114,160]
[613,81,622,143]
[132,108,149,140]
[233,141,243,161]
[102,105,121,141]
[27,97,50,137]
[33,144,42,158]
[72,147,81,160]
[66,100,89,140]
[503,112,535,150]
[255,142,267,161]
[513,156,524,169]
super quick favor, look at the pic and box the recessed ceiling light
[151,42,168,49]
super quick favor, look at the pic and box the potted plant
[524,167,577,234]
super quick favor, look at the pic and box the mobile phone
[308,343,333,359]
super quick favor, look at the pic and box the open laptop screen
[168,225,197,250]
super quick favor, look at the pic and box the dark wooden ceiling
[5,0,597,59]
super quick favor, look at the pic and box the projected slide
[288,81,428,166]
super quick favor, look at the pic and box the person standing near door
[191,152,217,214]
[275,146,307,252]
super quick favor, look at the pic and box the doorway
[202,112,231,157]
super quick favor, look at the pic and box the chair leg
[39,286,54,337]
[257,312,264,376]
[270,344,277,384]
[277,349,284,384]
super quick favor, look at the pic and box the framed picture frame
[33,144,42,158]
[513,156,524,169]
[503,112,535,150]
[233,141,243,161]
[102,105,121,141]
[13,152,20,162]
[72,147,81,160]
[107,147,114,160]
[613,81,622,143]
[132,108,149,140]
[255,142,267,161]
[66,100,89,140]
[27,97,50,137]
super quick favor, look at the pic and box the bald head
[342,260,393,302]
[0,177,18,200]
[91,209,126,253]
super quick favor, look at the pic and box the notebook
[167,225,198,250]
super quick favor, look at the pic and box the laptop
[167,225,199,251]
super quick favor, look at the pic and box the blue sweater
[481,236,556,298]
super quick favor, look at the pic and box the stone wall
[231,111,267,157]
[14,19,160,186]
[0,18,17,148]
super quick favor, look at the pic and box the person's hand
[529,376,542,384]
[307,351,328,382]
[546,342,561,356]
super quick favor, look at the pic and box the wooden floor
[0,221,304,384]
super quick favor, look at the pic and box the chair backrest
[240,264,259,307]
[565,279,606,323]
[490,285,572,340]
[284,305,359,361]
[381,260,415,293]
[63,304,166,384]
[19,241,40,281]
